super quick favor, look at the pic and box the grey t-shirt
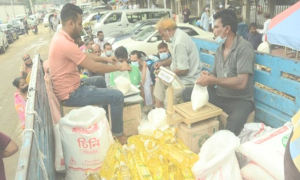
[212,36,255,101]
[170,28,202,85]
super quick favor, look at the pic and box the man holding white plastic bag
[183,9,255,136]
[48,3,131,144]
[154,18,202,108]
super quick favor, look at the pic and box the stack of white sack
[238,123,293,180]
[192,130,242,180]
[60,106,114,180]
[137,108,168,135]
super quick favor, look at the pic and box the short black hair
[213,9,238,34]
[61,3,83,25]
[157,42,168,49]
[131,50,147,60]
[250,23,257,28]
[103,42,111,49]
[12,77,25,88]
[115,46,128,59]
[97,31,103,36]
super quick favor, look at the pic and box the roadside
[0,25,52,180]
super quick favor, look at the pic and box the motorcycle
[31,25,38,35]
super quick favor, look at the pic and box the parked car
[43,13,54,27]
[112,23,214,55]
[106,19,159,44]
[15,14,29,19]
[93,8,172,35]
[0,29,9,53]
[88,5,108,13]
[83,11,107,27]
[0,24,19,43]
[8,19,22,35]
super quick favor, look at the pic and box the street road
[0,25,52,180]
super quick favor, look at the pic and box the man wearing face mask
[48,4,131,144]
[94,31,107,49]
[154,18,201,108]
[20,54,33,83]
[150,42,172,85]
[183,9,255,136]
[101,43,113,57]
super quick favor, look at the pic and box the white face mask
[214,26,228,45]
[106,51,112,56]
[131,61,139,66]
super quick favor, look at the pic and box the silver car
[0,28,9,53]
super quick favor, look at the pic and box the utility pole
[10,0,15,17]
[29,0,34,14]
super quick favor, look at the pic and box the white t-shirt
[260,19,271,42]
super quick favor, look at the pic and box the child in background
[109,46,141,87]
[130,50,153,106]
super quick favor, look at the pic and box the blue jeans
[63,76,124,136]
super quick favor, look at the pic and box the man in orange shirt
[48,3,131,144]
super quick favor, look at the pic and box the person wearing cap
[20,54,33,83]
[154,18,202,108]
[201,7,210,32]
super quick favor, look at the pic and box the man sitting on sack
[182,9,255,136]
[48,3,131,144]
[154,18,202,108]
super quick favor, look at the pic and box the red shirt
[0,132,11,180]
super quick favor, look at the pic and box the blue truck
[14,38,300,179]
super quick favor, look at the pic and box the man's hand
[196,73,214,86]
[119,61,131,71]
[154,62,163,69]
[107,56,117,64]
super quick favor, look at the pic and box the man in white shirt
[94,31,107,49]
[260,13,271,42]
[101,43,113,57]
[201,7,210,32]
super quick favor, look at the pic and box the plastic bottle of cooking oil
[146,152,163,179]
[100,143,123,179]
[181,167,195,180]
[158,155,169,180]
[123,145,140,180]
[118,161,132,180]
[130,145,153,180]
[168,163,182,180]
[86,172,102,180]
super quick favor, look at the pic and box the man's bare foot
[116,135,128,145]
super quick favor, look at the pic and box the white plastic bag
[238,123,273,144]
[192,130,242,180]
[137,119,153,136]
[238,124,292,180]
[241,163,275,180]
[191,84,209,111]
[53,124,65,173]
[147,108,167,129]
[114,71,131,94]
[60,106,114,180]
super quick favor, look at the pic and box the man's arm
[196,73,249,90]
[154,58,172,69]
[1,139,19,158]
[173,69,188,76]
[85,53,116,64]
[172,44,190,76]
[79,57,131,74]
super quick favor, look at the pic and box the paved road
[0,25,52,180]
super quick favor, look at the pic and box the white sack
[241,163,275,180]
[191,84,209,111]
[137,120,153,136]
[60,106,114,180]
[238,123,273,144]
[147,108,167,129]
[192,130,242,180]
[53,124,65,173]
[238,123,292,180]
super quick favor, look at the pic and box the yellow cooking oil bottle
[86,172,102,180]
[117,161,132,180]
[100,142,123,179]
[123,145,140,180]
[168,163,183,180]
[130,144,153,180]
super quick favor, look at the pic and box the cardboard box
[176,118,219,154]
[219,111,255,130]
[109,104,142,136]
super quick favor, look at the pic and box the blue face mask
[159,52,169,60]
[131,61,139,66]
[215,27,228,45]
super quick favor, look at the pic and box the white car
[112,23,214,55]
[0,28,9,53]
[43,13,54,27]
[83,11,107,27]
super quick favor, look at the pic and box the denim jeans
[64,76,124,136]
